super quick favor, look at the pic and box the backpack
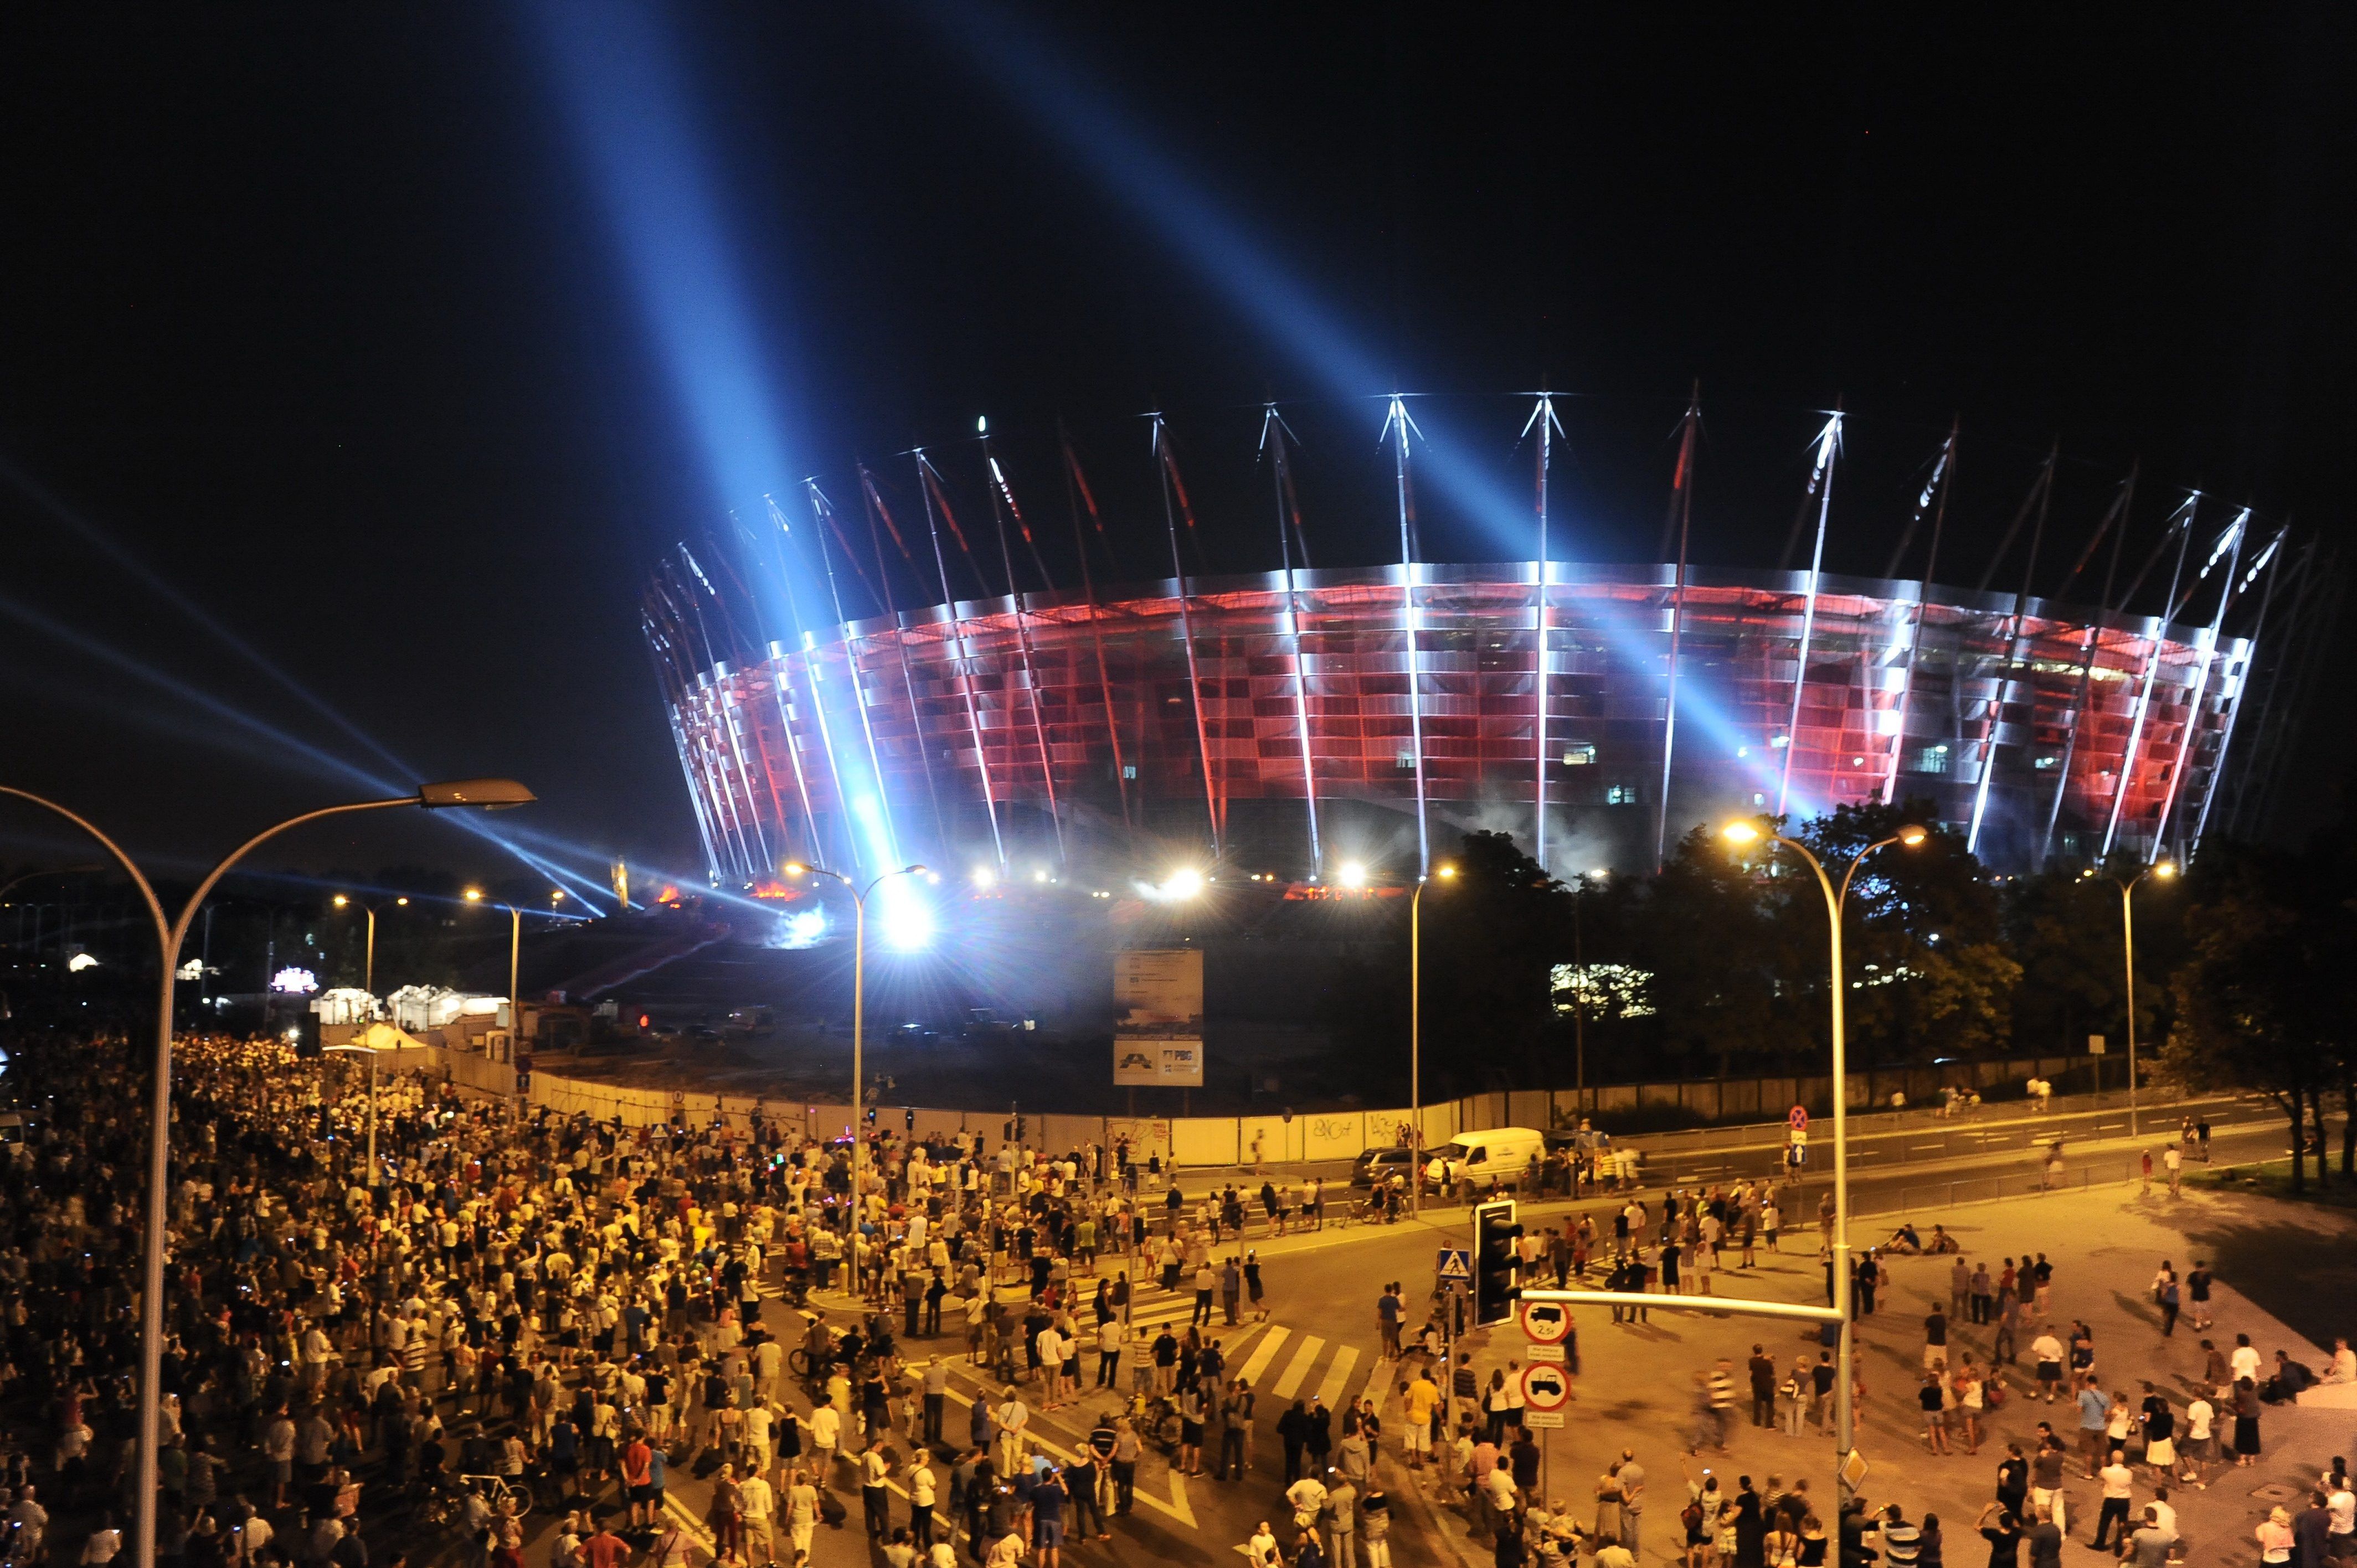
[1682,1501,1705,1534]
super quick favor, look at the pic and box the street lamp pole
[1407,862,1457,1219]
[0,775,531,1568]
[2104,860,2175,1137]
[332,894,409,1001]
[1723,820,1924,1511]
[785,862,930,1308]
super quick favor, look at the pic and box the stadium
[644,409,2298,890]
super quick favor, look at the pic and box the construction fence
[369,1044,2144,1170]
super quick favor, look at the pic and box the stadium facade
[647,555,2262,884]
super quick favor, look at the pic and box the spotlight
[972,866,997,889]
[1338,862,1367,889]
[1164,868,1204,900]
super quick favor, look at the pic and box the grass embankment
[2189,1157,2357,1209]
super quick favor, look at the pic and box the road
[593,1109,2283,1568]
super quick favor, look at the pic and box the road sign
[1840,1448,1870,1491]
[1436,1248,1473,1282]
[1524,1411,1566,1428]
[1526,1343,1566,1363]
[1788,1104,1809,1130]
[1521,1362,1572,1412]
[1519,1299,1573,1345]
[2087,1033,2108,1056]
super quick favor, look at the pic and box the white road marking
[1272,1335,1325,1399]
[1235,1326,1290,1387]
[1314,1345,1361,1411]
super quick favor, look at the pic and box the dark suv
[1349,1146,1420,1190]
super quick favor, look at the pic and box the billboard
[1114,948,1204,1087]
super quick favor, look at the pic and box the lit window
[1752,792,1767,807]
[1122,765,1138,780]
[1605,785,1636,806]
[2031,756,2058,770]
[1910,744,1951,775]
[1397,751,1417,771]
[1561,743,1596,767]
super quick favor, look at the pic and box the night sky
[4,4,2350,889]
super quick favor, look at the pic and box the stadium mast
[980,430,1068,868]
[2150,508,2247,861]
[1965,446,2056,857]
[1651,388,1697,873]
[2100,496,2198,860]
[2035,465,2136,869]
[1154,413,1224,862]
[1776,409,1843,822]
[806,479,904,872]
[1260,403,1324,880]
[858,465,951,854]
[1876,421,1958,808]
[1382,395,1431,874]
[1521,390,1567,874]
[914,449,1007,873]
[2186,523,2286,859]
[1060,431,1135,851]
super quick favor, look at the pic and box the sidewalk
[1419,1175,2352,1566]
[1169,1089,2259,1183]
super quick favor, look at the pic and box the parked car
[1349,1145,1421,1190]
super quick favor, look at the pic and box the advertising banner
[1114,948,1204,1086]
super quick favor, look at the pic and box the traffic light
[1473,1198,1522,1326]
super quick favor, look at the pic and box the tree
[1622,824,1808,1077]
[1418,831,1575,1089]
[2163,846,2352,1193]
[1797,800,2020,1069]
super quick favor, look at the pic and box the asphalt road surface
[588,1110,2282,1568]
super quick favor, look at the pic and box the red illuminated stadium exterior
[650,559,2256,883]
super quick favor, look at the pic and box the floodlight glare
[1338,861,1367,889]
[1164,868,1205,900]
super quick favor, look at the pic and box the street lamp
[1408,860,1458,1216]
[0,775,532,1568]
[2101,859,2175,1136]
[331,893,408,998]
[1568,869,1607,1113]
[323,1041,387,1191]
[783,860,932,1307]
[1721,817,1925,1506]
[465,887,565,1064]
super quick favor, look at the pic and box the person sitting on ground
[1886,1224,1923,1256]
[2320,1339,2357,1386]
[2263,1351,2317,1405]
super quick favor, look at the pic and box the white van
[1430,1126,1547,1189]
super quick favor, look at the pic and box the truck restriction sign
[1519,1299,1573,1344]
[1521,1362,1573,1412]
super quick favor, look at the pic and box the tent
[347,1020,435,1054]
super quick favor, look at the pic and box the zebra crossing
[764,1280,1393,1419]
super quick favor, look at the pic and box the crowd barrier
[354,1038,2174,1174]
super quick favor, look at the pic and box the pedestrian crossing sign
[1436,1247,1473,1281]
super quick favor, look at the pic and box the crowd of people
[0,1028,1399,1568]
